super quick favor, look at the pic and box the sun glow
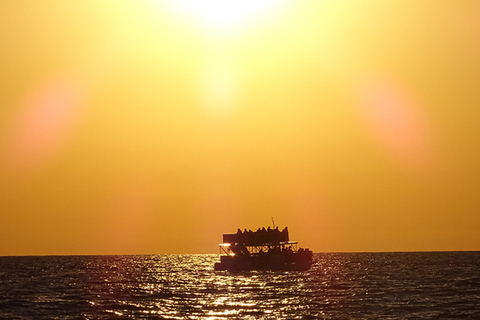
[156,0,290,115]
[162,0,288,37]
[200,61,240,117]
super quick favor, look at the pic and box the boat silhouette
[214,226,313,271]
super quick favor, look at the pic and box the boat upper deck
[222,227,289,246]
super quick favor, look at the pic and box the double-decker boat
[214,226,313,271]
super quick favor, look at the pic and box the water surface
[1,252,480,319]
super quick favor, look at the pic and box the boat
[214,226,313,271]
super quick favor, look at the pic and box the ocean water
[0,252,480,319]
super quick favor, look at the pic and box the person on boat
[237,228,242,234]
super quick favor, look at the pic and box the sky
[1,0,480,255]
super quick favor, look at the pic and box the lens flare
[201,63,239,117]
[2,76,84,172]
[358,76,433,166]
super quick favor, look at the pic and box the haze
[1,1,480,255]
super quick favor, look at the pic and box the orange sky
[1,1,480,255]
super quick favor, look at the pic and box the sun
[161,0,288,37]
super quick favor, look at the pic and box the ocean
[0,252,479,319]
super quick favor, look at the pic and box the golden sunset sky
[1,0,480,255]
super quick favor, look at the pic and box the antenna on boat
[272,217,275,229]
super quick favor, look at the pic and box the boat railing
[219,240,305,256]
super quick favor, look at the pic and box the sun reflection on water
[80,254,330,318]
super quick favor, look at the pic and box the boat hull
[214,252,312,271]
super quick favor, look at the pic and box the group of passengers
[236,226,288,235]
[258,246,310,256]
[232,244,295,256]
[261,246,294,254]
